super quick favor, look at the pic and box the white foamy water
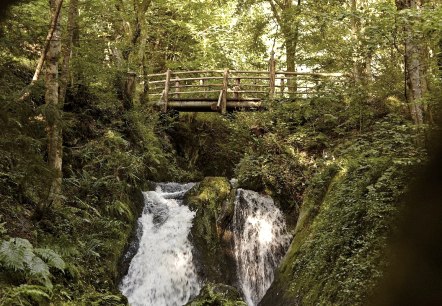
[120,183,200,306]
[233,189,291,306]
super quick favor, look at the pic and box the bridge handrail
[146,67,346,113]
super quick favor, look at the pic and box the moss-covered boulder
[185,177,237,285]
[186,283,247,306]
[259,158,413,306]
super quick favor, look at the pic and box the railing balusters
[234,77,241,100]
[146,66,345,112]
[175,76,180,99]
[163,69,171,112]
[222,69,229,114]
[269,51,276,99]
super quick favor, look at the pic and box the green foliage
[187,283,247,306]
[0,238,65,289]
[0,285,51,306]
[168,113,249,178]
[262,113,425,306]
[0,0,439,304]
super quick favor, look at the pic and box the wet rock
[184,177,238,286]
[186,283,247,306]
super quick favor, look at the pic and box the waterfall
[233,189,291,306]
[120,183,200,306]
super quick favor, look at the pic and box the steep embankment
[259,120,423,305]
[0,60,185,305]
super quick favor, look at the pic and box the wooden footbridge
[147,56,345,113]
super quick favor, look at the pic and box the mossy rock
[260,158,412,306]
[185,177,237,285]
[186,283,246,306]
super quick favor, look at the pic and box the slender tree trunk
[45,0,63,207]
[270,0,301,96]
[396,0,426,125]
[284,33,298,94]
[18,0,63,102]
[60,0,79,106]
[137,0,152,104]
[48,0,78,208]
[350,0,363,83]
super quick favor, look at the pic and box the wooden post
[222,68,229,114]
[234,77,241,100]
[163,68,171,112]
[175,76,180,99]
[269,51,276,99]
[280,77,285,97]
[201,79,208,98]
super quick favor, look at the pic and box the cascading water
[233,189,292,306]
[120,183,200,306]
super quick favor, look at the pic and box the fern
[27,256,50,277]
[34,248,66,270]
[0,238,65,289]
[105,200,133,221]
[1,284,51,306]
[0,238,34,271]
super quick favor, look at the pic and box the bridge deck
[148,65,345,113]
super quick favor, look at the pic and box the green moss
[185,177,237,285]
[261,156,415,306]
[186,283,246,306]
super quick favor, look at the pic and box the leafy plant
[0,238,65,289]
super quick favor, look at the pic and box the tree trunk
[396,0,426,125]
[60,0,79,106]
[45,0,63,207]
[271,0,300,96]
[350,0,363,82]
[18,0,63,102]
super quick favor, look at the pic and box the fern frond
[0,238,65,290]
[0,238,34,271]
[34,248,66,270]
[27,255,50,278]
[10,284,51,304]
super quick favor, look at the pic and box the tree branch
[268,0,282,25]
[18,0,63,102]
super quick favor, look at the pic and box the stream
[120,182,291,306]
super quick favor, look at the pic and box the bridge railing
[147,69,345,113]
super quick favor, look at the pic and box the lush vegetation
[0,0,441,305]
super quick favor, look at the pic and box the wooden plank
[222,68,228,114]
[169,84,223,88]
[229,90,267,94]
[276,71,345,77]
[172,90,221,94]
[232,84,269,88]
[170,76,223,82]
[233,78,241,100]
[269,51,276,99]
[216,90,223,110]
[163,101,264,109]
[230,76,270,80]
[168,97,261,102]
[174,76,180,99]
[148,79,167,84]
[171,70,224,75]
[230,70,271,74]
[163,69,171,112]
